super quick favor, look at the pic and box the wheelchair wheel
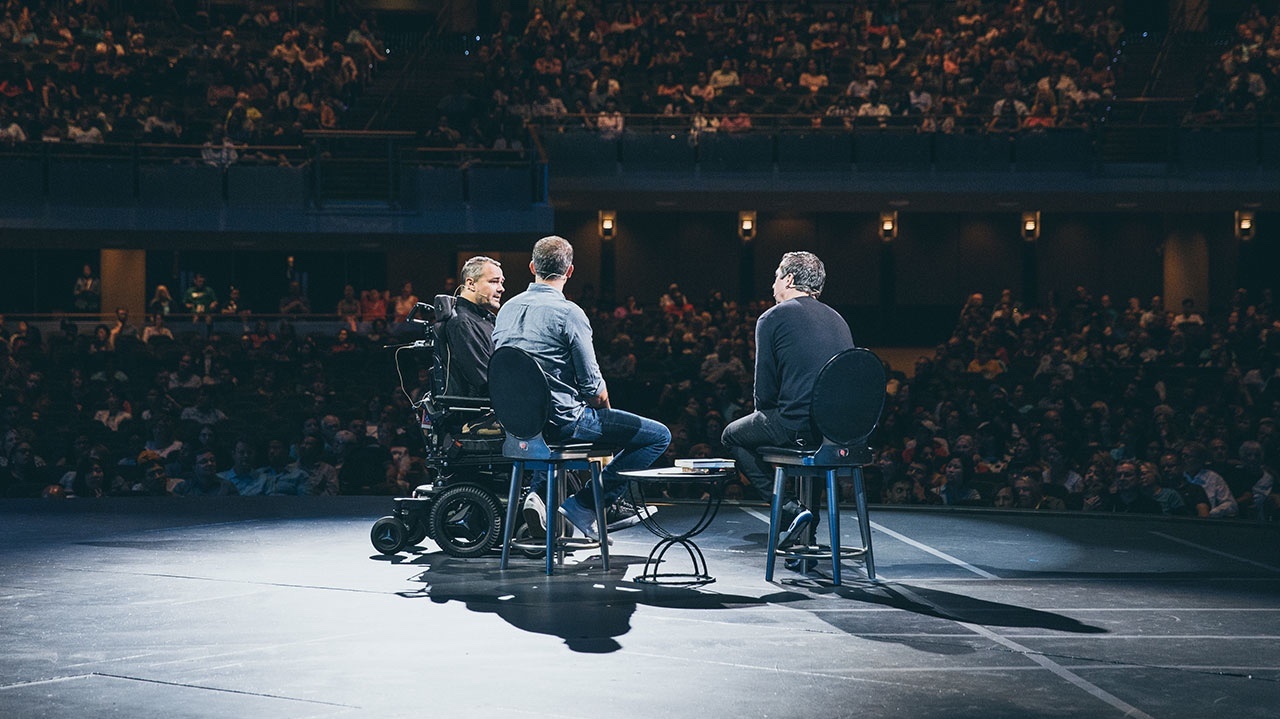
[405,515,430,547]
[513,523,546,559]
[429,484,503,558]
[370,516,408,555]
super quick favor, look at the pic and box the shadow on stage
[377,550,808,653]
[772,574,1108,656]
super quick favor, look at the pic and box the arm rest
[436,395,493,413]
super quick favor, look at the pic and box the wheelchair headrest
[433,294,457,324]
[811,347,886,446]
[488,346,552,441]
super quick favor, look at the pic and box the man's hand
[586,390,610,409]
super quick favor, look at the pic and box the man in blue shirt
[722,251,854,549]
[493,236,670,540]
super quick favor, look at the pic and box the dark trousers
[722,409,808,500]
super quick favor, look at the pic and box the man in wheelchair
[370,257,509,557]
[371,255,649,557]
[441,256,504,398]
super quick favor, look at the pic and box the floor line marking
[145,633,370,667]
[91,672,359,707]
[620,651,917,689]
[1150,531,1280,573]
[0,674,94,691]
[889,582,1157,719]
[869,521,999,578]
[742,507,997,579]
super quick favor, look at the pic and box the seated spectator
[1161,452,1212,518]
[709,59,740,91]
[337,285,361,332]
[108,307,139,349]
[183,273,219,323]
[1,441,50,498]
[252,437,309,496]
[1013,467,1067,510]
[72,264,101,313]
[145,419,183,459]
[113,458,171,497]
[171,449,239,496]
[93,390,133,431]
[798,59,829,93]
[1179,442,1238,518]
[218,437,261,495]
[279,281,312,315]
[989,85,1029,132]
[293,434,339,495]
[67,457,108,499]
[180,390,228,426]
[597,100,625,138]
[1138,461,1186,515]
[360,289,389,324]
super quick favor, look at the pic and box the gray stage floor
[1,497,1277,719]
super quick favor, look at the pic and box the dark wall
[0,211,1269,347]
[556,210,1186,306]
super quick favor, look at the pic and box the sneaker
[522,491,547,539]
[784,557,819,574]
[777,507,813,550]
[558,495,600,542]
[606,498,658,532]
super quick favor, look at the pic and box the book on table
[674,458,736,471]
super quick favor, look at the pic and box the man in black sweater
[722,251,854,548]
[442,256,505,397]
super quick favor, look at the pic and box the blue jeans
[549,407,671,508]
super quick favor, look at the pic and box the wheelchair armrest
[436,395,493,413]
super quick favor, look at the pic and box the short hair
[532,236,573,279]
[460,256,501,285]
[776,251,826,297]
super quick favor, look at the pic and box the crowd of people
[574,282,1278,522]
[0,0,386,150]
[5,251,1275,528]
[1193,5,1280,120]
[450,0,1126,143]
[6,0,1274,161]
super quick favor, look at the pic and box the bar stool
[761,348,886,585]
[490,346,611,574]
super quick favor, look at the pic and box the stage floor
[1,497,1277,718]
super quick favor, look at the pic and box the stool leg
[853,467,875,581]
[591,460,609,571]
[545,466,556,575]
[765,466,785,581]
[500,461,523,569]
[826,469,841,586]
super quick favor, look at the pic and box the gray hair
[460,256,501,285]
[532,236,573,279]
[777,251,826,297]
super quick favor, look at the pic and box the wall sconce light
[1236,210,1256,241]
[738,211,757,241]
[598,210,616,240]
[1021,211,1041,242]
[879,211,898,242]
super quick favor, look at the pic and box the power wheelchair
[369,295,559,558]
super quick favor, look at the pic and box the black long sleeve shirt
[443,297,496,397]
[754,295,855,433]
